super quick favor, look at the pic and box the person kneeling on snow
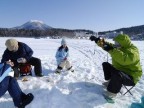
[55,38,74,74]
[1,39,43,78]
[90,34,142,98]
[0,63,34,108]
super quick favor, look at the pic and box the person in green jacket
[90,34,142,98]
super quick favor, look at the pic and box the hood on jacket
[113,34,131,48]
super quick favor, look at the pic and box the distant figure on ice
[55,38,74,74]
[1,38,43,78]
[0,63,34,108]
[90,34,142,98]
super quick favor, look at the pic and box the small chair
[120,85,135,96]
[119,71,135,96]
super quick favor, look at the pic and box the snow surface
[0,37,144,108]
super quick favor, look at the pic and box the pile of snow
[0,37,144,108]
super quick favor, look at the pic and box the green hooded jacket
[107,34,142,84]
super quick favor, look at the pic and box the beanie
[61,39,67,45]
[5,39,18,51]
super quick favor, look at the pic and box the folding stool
[120,85,135,95]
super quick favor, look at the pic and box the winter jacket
[1,42,33,67]
[98,34,142,84]
[0,63,12,82]
[55,46,69,65]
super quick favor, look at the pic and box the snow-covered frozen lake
[0,37,144,108]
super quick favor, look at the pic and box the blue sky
[0,0,144,32]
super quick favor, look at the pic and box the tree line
[98,25,144,36]
[0,28,94,38]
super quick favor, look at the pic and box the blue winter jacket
[1,42,33,67]
[55,47,69,65]
[0,63,12,82]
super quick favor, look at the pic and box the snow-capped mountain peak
[13,20,52,30]
[29,20,44,24]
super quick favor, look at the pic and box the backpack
[19,63,32,76]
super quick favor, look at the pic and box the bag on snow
[19,63,32,76]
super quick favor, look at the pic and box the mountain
[1,19,144,39]
[98,25,144,40]
[99,25,144,36]
[13,20,52,30]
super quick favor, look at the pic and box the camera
[99,37,105,47]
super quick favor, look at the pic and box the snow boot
[36,73,43,77]
[55,71,61,74]
[55,66,62,74]
[18,93,34,108]
[67,66,74,72]
[102,80,110,87]
[103,91,117,99]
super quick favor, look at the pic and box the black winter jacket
[1,42,33,67]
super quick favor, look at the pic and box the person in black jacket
[1,38,43,78]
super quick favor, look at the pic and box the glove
[6,60,14,67]
[64,57,67,60]
[22,58,27,63]
[89,36,100,43]
[103,44,113,51]
[17,58,27,63]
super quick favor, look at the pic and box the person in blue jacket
[1,38,43,78]
[55,39,74,74]
[0,63,34,108]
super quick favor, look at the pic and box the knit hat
[5,39,18,51]
[61,39,67,45]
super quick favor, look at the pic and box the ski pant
[13,57,42,77]
[102,62,135,93]
[0,76,24,107]
[56,60,72,72]
[28,57,42,76]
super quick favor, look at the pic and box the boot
[67,66,74,72]
[55,69,61,74]
[102,80,110,87]
[35,73,43,77]
[18,93,34,108]
[55,66,62,74]
[103,91,117,99]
